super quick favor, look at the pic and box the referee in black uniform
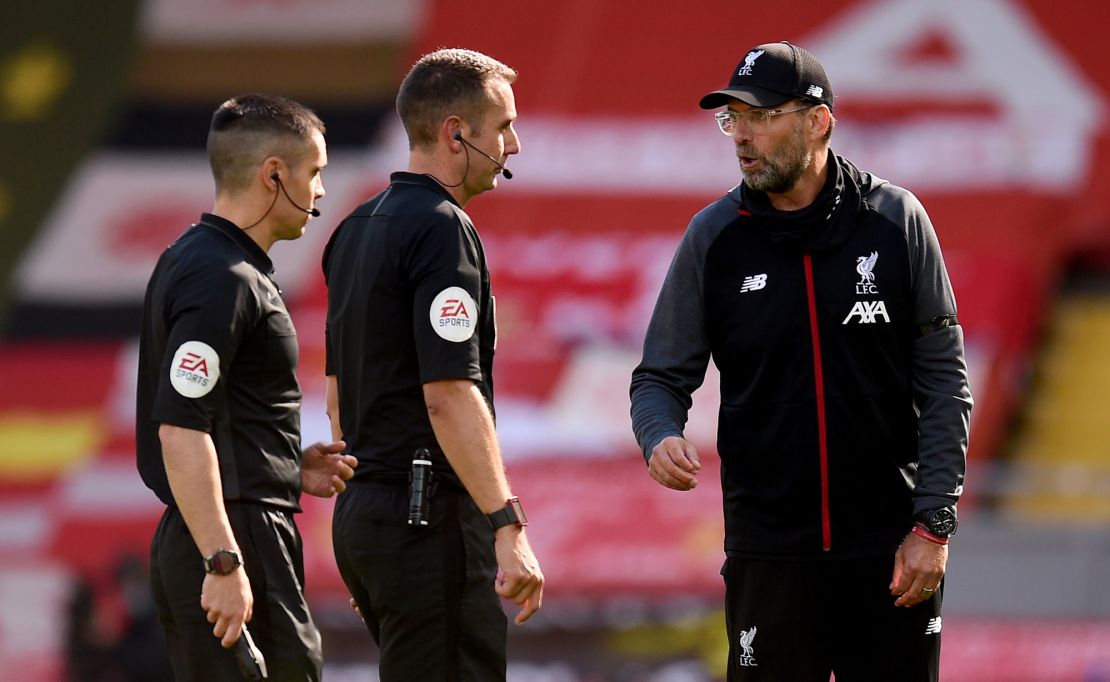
[136,93,357,681]
[322,49,544,680]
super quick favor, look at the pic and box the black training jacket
[630,152,972,559]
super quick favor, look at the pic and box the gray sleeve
[630,214,719,463]
[890,188,974,514]
[911,325,972,514]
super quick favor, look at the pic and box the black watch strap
[486,497,527,530]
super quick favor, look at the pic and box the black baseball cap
[699,41,834,110]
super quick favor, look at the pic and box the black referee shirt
[322,172,496,488]
[136,213,304,511]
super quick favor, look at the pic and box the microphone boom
[455,134,514,179]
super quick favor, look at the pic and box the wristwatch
[203,548,242,575]
[487,497,528,530]
[916,507,958,539]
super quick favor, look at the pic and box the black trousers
[149,504,323,682]
[332,479,507,681]
[723,554,942,682]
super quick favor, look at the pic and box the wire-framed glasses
[714,104,815,136]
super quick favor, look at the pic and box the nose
[505,125,521,156]
[731,123,753,144]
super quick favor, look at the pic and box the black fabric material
[332,480,507,681]
[722,554,942,681]
[149,504,322,682]
[630,153,972,558]
[699,41,834,111]
[136,213,303,510]
[706,160,917,557]
[321,172,496,490]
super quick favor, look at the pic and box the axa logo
[842,300,891,324]
[855,251,879,294]
[740,274,767,292]
[925,617,942,635]
[179,352,209,377]
[440,299,470,319]
[738,49,765,76]
[737,626,758,667]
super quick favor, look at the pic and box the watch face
[207,550,241,575]
[509,498,528,526]
[928,508,958,537]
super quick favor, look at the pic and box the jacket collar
[730,149,863,252]
[390,171,462,208]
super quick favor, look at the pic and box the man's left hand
[301,440,356,498]
[890,530,948,607]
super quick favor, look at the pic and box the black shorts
[722,553,942,682]
[149,504,323,682]
[332,479,507,681]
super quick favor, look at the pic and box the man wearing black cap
[630,41,972,680]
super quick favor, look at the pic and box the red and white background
[3,0,1110,679]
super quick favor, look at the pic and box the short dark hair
[397,48,517,150]
[206,93,325,193]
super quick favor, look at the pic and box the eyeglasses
[714,104,815,136]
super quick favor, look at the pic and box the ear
[810,106,832,141]
[441,116,465,150]
[262,157,283,188]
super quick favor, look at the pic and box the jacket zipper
[803,253,832,551]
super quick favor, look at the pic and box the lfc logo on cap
[738,49,765,76]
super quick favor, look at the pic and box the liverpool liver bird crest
[856,251,878,283]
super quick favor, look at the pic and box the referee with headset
[322,49,543,680]
[136,93,357,681]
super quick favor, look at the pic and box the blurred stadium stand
[2,0,1110,680]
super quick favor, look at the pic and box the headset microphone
[271,173,321,217]
[453,133,513,180]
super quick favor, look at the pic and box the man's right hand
[648,436,701,491]
[493,527,544,625]
[201,568,253,648]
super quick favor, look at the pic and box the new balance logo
[842,300,891,324]
[740,274,767,292]
[925,617,942,635]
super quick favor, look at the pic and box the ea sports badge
[170,340,220,398]
[430,286,477,342]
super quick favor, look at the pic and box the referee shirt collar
[198,212,275,274]
[390,171,462,208]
